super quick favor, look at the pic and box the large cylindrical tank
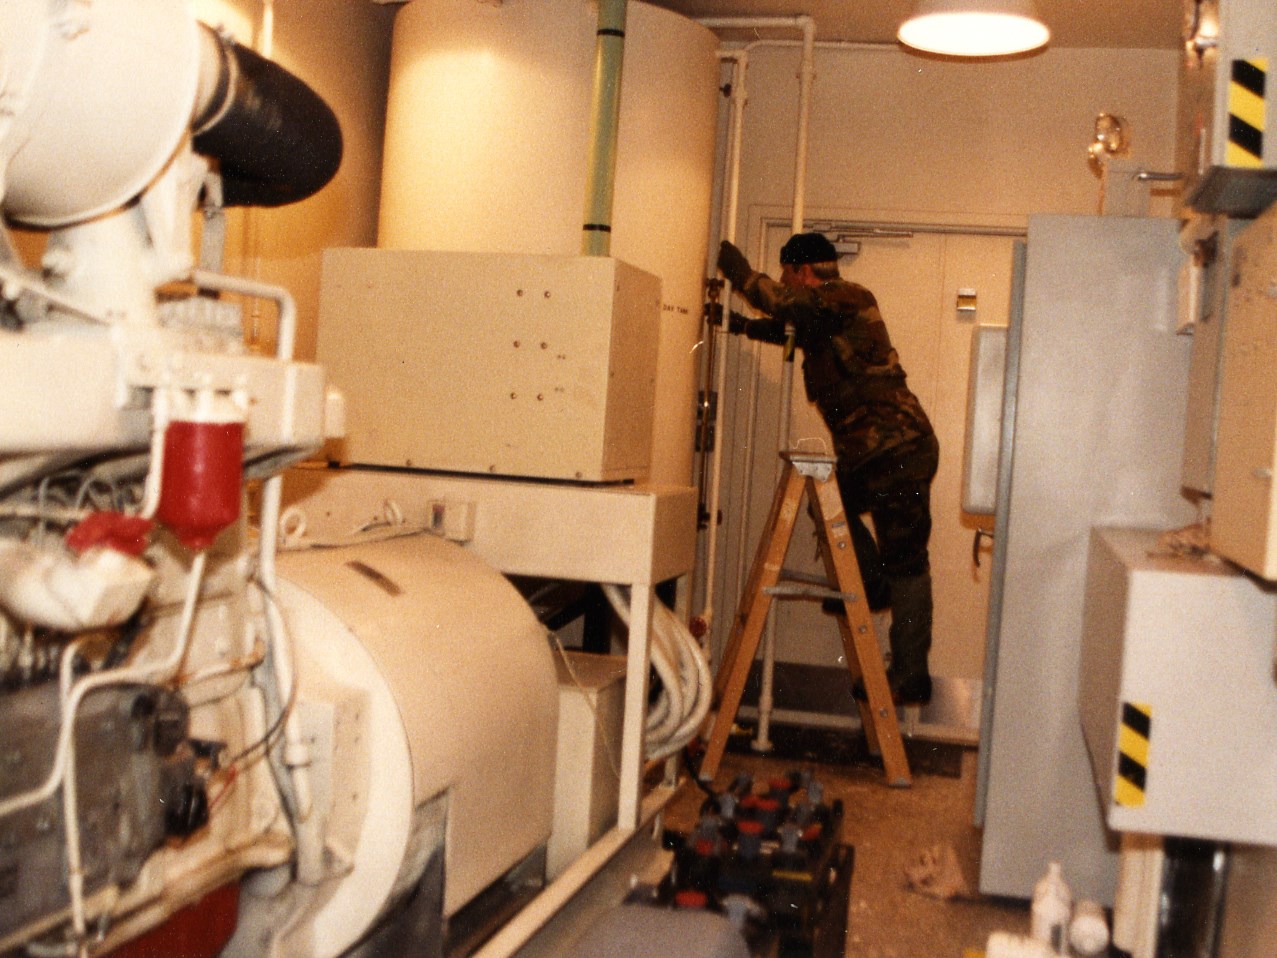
[378,0,719,487]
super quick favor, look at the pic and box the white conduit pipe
[756,17,816,753]
[696,48,748,638]
[188,270,313,832]
[602,585,712,761]
[696,17,817,752]
[651,602,712,761]
[258,473,313,825]
[657,605,714,760]
[698,15,814,32]
[189,269,296,362]
[733,233,769,743]
[790,18,817,240]
[716,234,771,749]
[647,619,682,743]
[243,0,274,345]
[137,387,171,522]
[732,230,771,609]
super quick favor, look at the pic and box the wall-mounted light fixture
[1087,112,1129,174]
[897,0,1050,57]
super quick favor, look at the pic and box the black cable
[221,576,297,771]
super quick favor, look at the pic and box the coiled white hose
[601,584,712,761]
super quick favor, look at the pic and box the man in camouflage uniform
[716,233,939,705]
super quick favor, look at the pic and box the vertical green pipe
[581,0,627,256]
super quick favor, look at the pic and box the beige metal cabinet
[1211,205,1277,578]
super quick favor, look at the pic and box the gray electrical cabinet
[976,215,1194,903]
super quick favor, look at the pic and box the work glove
[717,241,752,288]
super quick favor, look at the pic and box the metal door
[708,218,1017,736]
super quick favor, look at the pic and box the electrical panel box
[318,248,661,483]
[1080,527,1277,845]
[1180,0,1277,215]
[1211,204,1277,577]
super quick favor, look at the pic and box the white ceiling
[650,0,1186,50]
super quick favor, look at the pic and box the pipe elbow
[192,26,343,208]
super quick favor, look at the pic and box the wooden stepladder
[699,452,911,787]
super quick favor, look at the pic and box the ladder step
[764,582,860,602]
[768,568,858,603]
[777,567,835,585]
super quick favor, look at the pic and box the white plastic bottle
[1030,861,1073,954]
[1069,899,1111,956]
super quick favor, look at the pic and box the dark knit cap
[779,232,838,265]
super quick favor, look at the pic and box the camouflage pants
[835,433,939,598]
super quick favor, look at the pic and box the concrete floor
[663,744,1032,957]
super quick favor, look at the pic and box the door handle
[972,528,995,567]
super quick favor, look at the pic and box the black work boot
[852,572,933,705]
[852,668,933,706]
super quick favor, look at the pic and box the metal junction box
[1079,527,1277,845]
[318,248,661,483]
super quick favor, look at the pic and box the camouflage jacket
[735,271,934,470]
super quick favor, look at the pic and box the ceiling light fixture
[897,0,1050,57]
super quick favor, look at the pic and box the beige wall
[736,45,1181,234]
[710,44,1183,688]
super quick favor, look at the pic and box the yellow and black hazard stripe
[1115,702,1151,808]
[1228,58,1267,168]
